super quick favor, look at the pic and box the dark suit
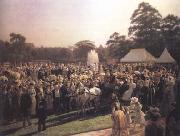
[145,121,165,136]
[37,98,47,131]
[20,92,32,126]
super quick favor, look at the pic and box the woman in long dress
[28,82,36,116]
[111,101,129,136]
[45,85,53,112]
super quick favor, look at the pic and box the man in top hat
[37,92,47,131]
[20,86,32,127]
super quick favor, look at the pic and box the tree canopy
[161,14,180,62]
[106,32,132,59]
[128,2,163,57]
[0,33,35,63]
[73,40,96,62]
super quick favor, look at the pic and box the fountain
[87,50,99,71]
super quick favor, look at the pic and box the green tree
[96,45,108,62]
[6,33,34,63]
[10,33,26,44]
[106,32,132,59]
[161,14,180,63]
[33,47,73,62]
[128,2,163,57]
[73,40,96,62]
[0,40,7,63]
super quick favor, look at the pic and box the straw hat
[134,71,141,75]
[30,80,36,85]
[0,76,8,82]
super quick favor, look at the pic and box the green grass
[45,115,112,136]
[2,113,112,136]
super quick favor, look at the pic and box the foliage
[10,33,26,44]
[96,45,108,62]
[0,33,74,63]
[161,14,180,63]
[34,47,73,62]
[0,33,35,63]
[73,40,96,62]
[106,32,132,59]
[128,2,163,57]
[0,40,7,62]
[106,2,180,63]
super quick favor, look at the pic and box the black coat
[119,83,129,97]
[145,121,165,136]
[20,93,32,115]
[37,99,47,120]
[60,85,68,98]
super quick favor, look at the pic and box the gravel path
[73,125,144,136]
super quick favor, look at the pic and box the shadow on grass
[19,131,38,136]
[1,105,111,136]
[47,110,98,127]
[46,105,111,128]
[0,126,22,136]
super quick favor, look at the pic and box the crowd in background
[0,62,179,135]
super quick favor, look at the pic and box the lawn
[45,114,112,136]
[0,112,112,136]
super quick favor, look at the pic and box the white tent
[120,48,156,63]
[156,48,176,63]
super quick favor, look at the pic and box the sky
[0,0,180,47]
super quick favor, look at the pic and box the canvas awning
[120,48,156,63]
[156,48,176,63]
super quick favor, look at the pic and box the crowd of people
[0,62,179,135]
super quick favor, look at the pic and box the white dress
[122,82,136,101]
[29,88,36,115]
[46,89,53,111]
